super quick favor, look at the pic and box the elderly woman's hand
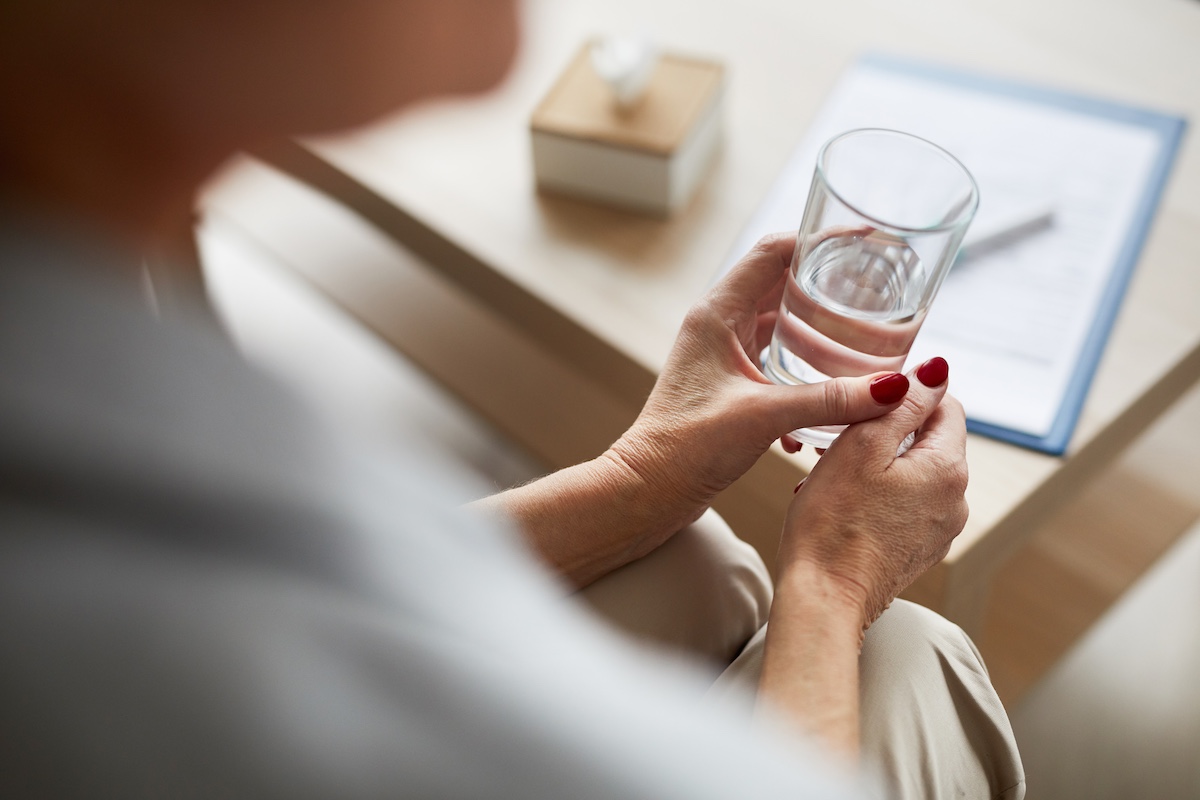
[754,360,967,756]
[605,233,914,531]
[776,358,969,630]
[477,232,938,586]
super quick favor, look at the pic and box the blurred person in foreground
[0,2,1023,798]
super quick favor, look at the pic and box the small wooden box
[531,43,725,215]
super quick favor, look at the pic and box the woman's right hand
[776,357,970,631]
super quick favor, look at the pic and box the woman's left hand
[605,232,912,532]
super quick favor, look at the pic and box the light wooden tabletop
[249,0,1200,638]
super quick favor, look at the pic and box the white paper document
[723,56,1184,453]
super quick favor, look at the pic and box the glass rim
[815,127,980,234]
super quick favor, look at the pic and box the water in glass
[764,230,928,443]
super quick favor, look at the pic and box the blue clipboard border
[860,54,1188,455]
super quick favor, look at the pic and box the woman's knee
[859,600,1025,800]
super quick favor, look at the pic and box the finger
[751,369,910,441]
[840,356,951,461]
[739,228,874,315]
[905,392,967,463]
[714,227,878,318]
[753,310,778,358]
[780,434,802,454]
[708,233,795,315]
[754,270,789,317]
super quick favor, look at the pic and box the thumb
[710,233,795,315]
[756,371,911,438]
[837,357,952,463]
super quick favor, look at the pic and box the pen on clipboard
[955,202,1056,263]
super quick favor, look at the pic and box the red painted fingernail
[869,372,909,404]
[916,357,949,388]
[793,479,806,493]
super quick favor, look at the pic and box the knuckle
[899,389,930,419]
[948,499,970,539]
[933,462,968,500]
[822,378,855,420]
[752,232,790,254]
[681,301,715,333]
[948,459,969,494]
[748,233,795,269]
[832,422,873,456]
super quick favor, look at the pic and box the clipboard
[722,54,1186,454]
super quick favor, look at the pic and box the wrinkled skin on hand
[607,233,910,531]
[778,372,970,630]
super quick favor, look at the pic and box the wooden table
[221,0,1200,693]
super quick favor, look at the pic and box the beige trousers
[580,509,1026,800]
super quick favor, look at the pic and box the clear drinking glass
[762,128,979,448]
